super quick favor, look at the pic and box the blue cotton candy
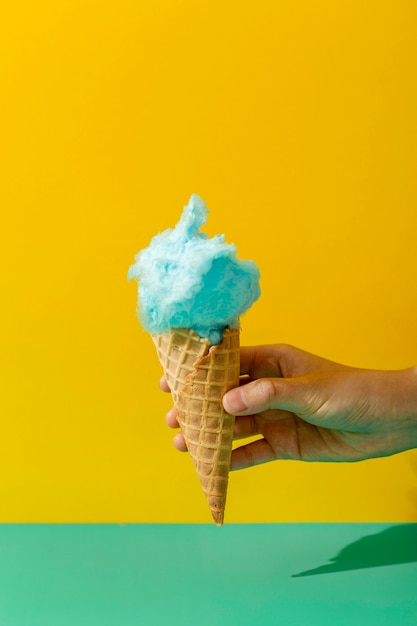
[128,194,260,345]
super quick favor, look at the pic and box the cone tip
[211,510,224,526]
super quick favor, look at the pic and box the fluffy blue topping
[128,194,260,345]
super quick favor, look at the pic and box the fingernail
[223,388,248,414]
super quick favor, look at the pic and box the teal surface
[0,524,416,625]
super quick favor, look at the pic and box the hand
[162,344,417,470]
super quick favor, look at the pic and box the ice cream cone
[152,327,240,525]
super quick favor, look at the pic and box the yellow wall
[1,0,416,522]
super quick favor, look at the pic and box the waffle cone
[152,327,240,525]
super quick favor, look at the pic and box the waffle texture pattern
[153,328,240,525]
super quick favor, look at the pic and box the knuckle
[254,378,278,406]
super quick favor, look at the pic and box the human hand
[162,344,417,470]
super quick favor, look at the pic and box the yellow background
[1,0,416,522]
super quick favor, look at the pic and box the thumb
[223,377,306,416]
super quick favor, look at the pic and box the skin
[162,344,417,470]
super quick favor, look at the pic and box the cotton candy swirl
[128,194,260,345]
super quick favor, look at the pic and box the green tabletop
[0,524,415,625]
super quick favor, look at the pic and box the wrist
[398,366,417,447]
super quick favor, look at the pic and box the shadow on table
[292,524,417,578]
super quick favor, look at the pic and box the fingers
[223,378,283,415]
[233,414,259,439]
[173,432,188,452]
[238,345,283,379]
[159,376,171,393]
[160,378,186,450]
[230,438,276,470]
[223,377,306,417]
[238,346,259,376]
[165,407,179,428]
[165,408,188,451]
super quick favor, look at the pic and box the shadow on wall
[293,524,417,578]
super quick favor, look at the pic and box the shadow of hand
[293,524,417,577]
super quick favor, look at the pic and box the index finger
[239,345,284,378]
